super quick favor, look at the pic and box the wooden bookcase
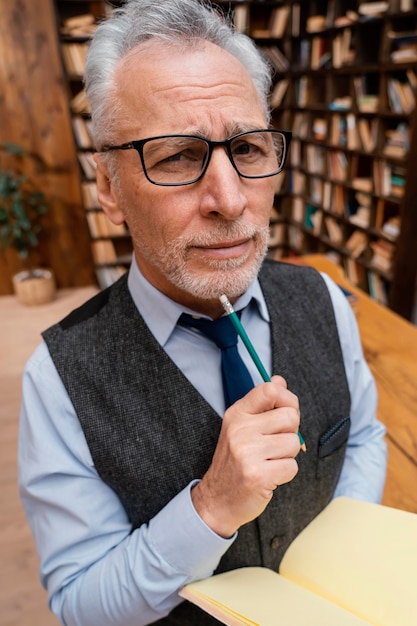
[219,0,417,320]
[54,0,132,289]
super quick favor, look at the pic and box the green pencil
[219,294,306,453]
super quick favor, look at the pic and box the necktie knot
[179,314,238,350]
[179,312,254,408]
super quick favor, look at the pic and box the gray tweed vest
[43,259,351,626]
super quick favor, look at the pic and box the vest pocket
[318,416,351,458]
[316,416,351,479]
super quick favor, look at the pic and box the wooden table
[287,254,417,513]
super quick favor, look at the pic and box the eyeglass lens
[141,131,285,185]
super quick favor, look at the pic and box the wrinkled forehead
[115,37,258,94]
[110,39,266,138]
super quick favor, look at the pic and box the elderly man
[18,1,386,625]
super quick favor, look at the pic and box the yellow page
[180,567,369,625]
[280,497,417,626]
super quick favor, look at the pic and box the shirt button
[270,536,281,550]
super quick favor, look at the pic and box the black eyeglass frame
[100,129,292,187]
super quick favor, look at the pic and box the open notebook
[180,497,417,625]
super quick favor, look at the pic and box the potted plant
[0,141,56,305]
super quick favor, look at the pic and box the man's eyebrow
[182,124,266,138]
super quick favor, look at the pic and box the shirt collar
[127,255,270,347]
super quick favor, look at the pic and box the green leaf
[0,142,26,157]
[26,231,38,246]
[0,224,12,241]
[0,208,9,224]
[0,142,49,254]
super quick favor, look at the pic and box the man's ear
[94,153,126,225]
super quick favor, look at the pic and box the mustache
[174,221,269,250]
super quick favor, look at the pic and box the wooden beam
[0,0,96,293]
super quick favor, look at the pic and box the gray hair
[84,0,273,148]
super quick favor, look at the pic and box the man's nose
[198,146,247,219]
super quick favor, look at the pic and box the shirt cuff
[147,480,236,580]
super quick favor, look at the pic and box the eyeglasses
[100,129,292,187]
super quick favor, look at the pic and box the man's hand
[191,376,300,538]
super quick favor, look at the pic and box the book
[306,14,326,33]
[324,216,343,244]
[349,206,370,228]
[291,3,300,37]
[180,497,417,626]
[267,222,285,248]
[260,45,290,72]
[81,181,99,209]
[383,123,409,158]
[268,5,290,38]
[60,13,96,37]
[357,117,378,152]
[86,211,128,239]
[399,0,414,9]
[345,256,361,286]
[322,180,332,210]
[345,230,368,258]
[232,5,248,33]
[328,150,348,182]
[390,45,417,63]
[311,36,330,69]
[78,151,97,179]
[269,79,289,109]
[70,88,91,115]
[72,115,94,149]
[61,42,89,75]
[368,271,388,305]
[332,183,346,215]
[353,77,379,112]
[332,28,353,68]
[387,79,415,115]
[358,1,389,16]
[370,238,395,272]
[381,215,401,240]
[91,239,117,264]
[346,113,360,150]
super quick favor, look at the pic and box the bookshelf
[219,0,417,320]
[55,0,131,288]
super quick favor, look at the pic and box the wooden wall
[0,0,96,294]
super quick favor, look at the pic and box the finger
[242,451,300,495]
[227,379,299,418]
[263,432,302,460]
[253,379,300,413]
[270,374,287,388]
[259,406,301,437]
[267,457,299,492]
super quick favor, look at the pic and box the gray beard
[133,221,269,301]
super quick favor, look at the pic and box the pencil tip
[300,443,307,453]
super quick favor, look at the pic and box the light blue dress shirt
[18,257,387,626]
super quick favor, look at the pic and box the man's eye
[234,142,251,155]
[157,148,204,167]
[233,141,262,158]
[162,151,184,163]
[165,150,198,162]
